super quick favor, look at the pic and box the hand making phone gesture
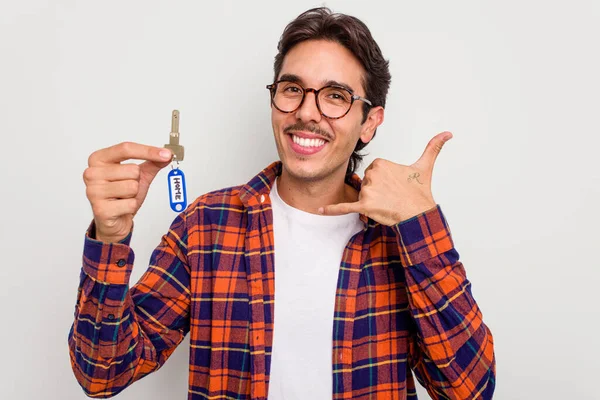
[320,131,453,225]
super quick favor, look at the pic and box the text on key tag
[168,168,187,212]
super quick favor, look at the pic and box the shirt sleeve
[68,213,191,397]
[393,205,496,399]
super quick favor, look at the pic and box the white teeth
[292,135,326,148]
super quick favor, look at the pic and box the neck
[276,165,358,214]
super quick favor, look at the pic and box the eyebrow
[278,74,356,94]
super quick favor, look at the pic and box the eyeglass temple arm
[353,94,372,106]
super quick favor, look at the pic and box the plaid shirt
[69,161,495,399]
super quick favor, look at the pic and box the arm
[68,212,190,397]
[319,132,495,397]
[393,206,495,399]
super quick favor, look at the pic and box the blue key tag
[168,166,187,212]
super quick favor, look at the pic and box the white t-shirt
[267,179,364,400]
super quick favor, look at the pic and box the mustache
[283,122,333,141]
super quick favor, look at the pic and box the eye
[323,88,351,102]
[284,86,302,93]
[279,82,303,94]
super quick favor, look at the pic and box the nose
[294,89,322,124]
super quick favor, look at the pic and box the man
[69,7,495,400]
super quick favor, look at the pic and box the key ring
[171,154,180,170]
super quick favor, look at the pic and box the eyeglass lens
[272,81,353,118]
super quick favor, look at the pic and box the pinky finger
[93,198,138,220]
[109,198,138,217]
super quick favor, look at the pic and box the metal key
[164,110,185,161]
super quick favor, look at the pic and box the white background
[1,0,599,399]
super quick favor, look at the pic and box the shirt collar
[239,161,368,224]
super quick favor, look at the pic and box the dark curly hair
[273,7,391,178]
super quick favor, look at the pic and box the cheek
[330,120,362,149]
[271,111,295,133]
[271,110,281,129]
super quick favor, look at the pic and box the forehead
[278,39,365,93]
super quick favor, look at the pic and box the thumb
[416,131,452,170]
[133,159,171,210]
[139,158,171,183]
[318,201,363,216]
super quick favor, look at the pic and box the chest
[185,219,411,397]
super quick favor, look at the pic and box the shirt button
[108,314,115,320]
[260,194,265,203]
[339,354,343,362]
[116,259,126,267]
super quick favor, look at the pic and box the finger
[363,157,385,174]
[83,164,141,184]
[318,201,363,216]
[86,180,140,201]
[415,131,452,170]
[88,142,172,166]
[364,162,375,174]
[139,159,172,180]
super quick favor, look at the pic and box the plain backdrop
[1,1,599,399]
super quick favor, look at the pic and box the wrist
[398,202,437,223]
[92,221,132,244]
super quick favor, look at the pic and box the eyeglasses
[266,80,372,119]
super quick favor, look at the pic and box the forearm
[394,206,495,399]
[68,275,165,397]
[68,219,189,397]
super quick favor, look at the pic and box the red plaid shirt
[69,161,495,399]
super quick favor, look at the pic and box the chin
[281,157,338,183]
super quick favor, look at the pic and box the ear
[360,106,384,144]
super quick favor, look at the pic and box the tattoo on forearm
[407,172,423,184]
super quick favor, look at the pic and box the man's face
[271,39,379,182]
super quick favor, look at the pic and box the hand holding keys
[83,109,189,243]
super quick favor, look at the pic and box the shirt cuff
[392,205,455,267]
[82,220,135,285]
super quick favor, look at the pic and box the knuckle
[86,184,102,201]
[85,185,93,200]
[127,198,138,213]
[82,168,93,183]
[429,139,442,153]
[364,169,375,180]
[91,203,106,220]
[146,146,156,160]
[129,164,141,180]
[87,151,98,167]
[119,141,134,154]
[128,180,139,194]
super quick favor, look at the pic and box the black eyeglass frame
[266,80,373,120]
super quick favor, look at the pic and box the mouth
[286,132,329,156]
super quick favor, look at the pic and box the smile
[292,135,326,147]
[287,133,328,155]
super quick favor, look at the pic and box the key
[164,110,185,161]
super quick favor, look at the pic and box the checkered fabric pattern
[68,161,495,399]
